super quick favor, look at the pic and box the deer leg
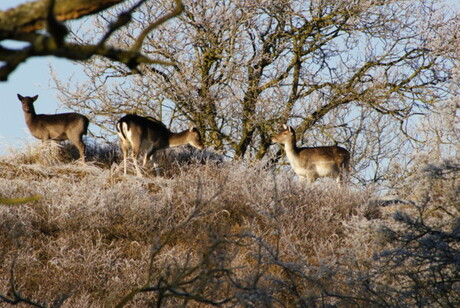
[125,134,143,176]
[74,136,86,163]
[337,168,348,187]
[68,133,86,163]
[40,137,53,158]
[336,174,342,187]
[142,152,149,167]
[119,141,129,175]
[145,148,160,176]
[132,147,142,176]
[304,171,317,184]
[152,162,160,177]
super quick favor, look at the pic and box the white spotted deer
[116,114,204,176]
[272,124,350,184]
[17,94,89,162]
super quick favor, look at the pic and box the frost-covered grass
[0,142,458,307]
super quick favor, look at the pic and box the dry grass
[0,142,458,307]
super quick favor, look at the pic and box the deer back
[30,113,88,140]
[117,114,171,150]
[297,146,349,168]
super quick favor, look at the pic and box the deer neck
[168,129,189,147]
[283,139,300,162]
[23,108,37,127]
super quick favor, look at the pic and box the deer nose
[194,142,204,150]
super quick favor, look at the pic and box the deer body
[272,125,350,184]
[116,114,204,176]
[17,94,89,161]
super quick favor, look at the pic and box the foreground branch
[0,0,183,81]
[0,0,125,38]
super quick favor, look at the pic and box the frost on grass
[0,144,458,307]
[339,156,460,307]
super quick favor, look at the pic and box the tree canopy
[51,0,459,185]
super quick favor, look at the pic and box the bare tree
[53,0,459,184]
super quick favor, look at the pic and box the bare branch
[0,0,183,80]
[131,0,184,51]
[0,0,126,38]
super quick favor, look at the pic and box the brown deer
[116,114,204,176]
[272,124,350,184]
[17,94,89,161]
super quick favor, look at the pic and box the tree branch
[0,0,183,81]
[0,0,126,38]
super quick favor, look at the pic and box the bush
[336,157,460,307]
[1,144,458,307]
[0,143,371,307]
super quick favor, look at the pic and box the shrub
[0,145,370,307]
[2,144,457,307]
[337,156,460,307]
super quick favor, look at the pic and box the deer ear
[283,124,288,130]
[32,95,38,101]
[287,125,294,133]
[189,125,195,132]
[17,94,23,100]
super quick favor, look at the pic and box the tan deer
[272,124,350,184]
[17,94,89,162]
[116,114,204,176]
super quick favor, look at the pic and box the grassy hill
[0,142,458,307]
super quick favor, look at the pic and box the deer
[17,94,89,162]
[272,124,351,184]
[116,114,204,176]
